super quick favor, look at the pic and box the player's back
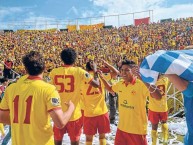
[5,77,56,145]
[50,66,92,121]
[81,72,109,117]
[148,76,169,112]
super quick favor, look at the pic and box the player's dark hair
[86,61,93,71]
[22,51,45,76]
[0,77,8,84]
[121,59,136,67]
[60,48,77,65]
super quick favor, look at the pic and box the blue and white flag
[140,49,193,84]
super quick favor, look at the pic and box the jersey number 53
[54,75,75,93]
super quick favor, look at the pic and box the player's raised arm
[98,70,113,92]
[131,65,162,100]
[165,74,188,92]
[101,59,120,78]
[89,61,100,88]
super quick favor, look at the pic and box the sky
[0,0,193,30]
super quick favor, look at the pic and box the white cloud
[153,4,193,22]
[1,1,193,29]
[84,0,166,26]
[81,10,94,18]
[0,6,64,30]
[91,0,165,13]
[18,16,60,30]
[79,10,104,25]
[87,0,193,26]
[0,15,61,30]
[0,7,24,20]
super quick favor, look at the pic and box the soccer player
[0,51,75,145]
[0,88,5,139]
[98,59,162,145]
[148,75,169,145]
[0,77,9,141]
[3,59,13,79]
[1,75,21,145]
[0,77,9,102]
[81,61,117,145]
[49,48,100,145]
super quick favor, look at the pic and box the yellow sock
[86,141,92,145]
[99,138,106,145]
[0,123,5,136]
[162,123,168,144]
[151,130,158,145]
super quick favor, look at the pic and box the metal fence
[0,10,153,30]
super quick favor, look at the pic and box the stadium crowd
[0,17,193,77]
[0,16,193,145]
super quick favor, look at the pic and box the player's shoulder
[75,67,89,75]
[76,66,86,72]
[135,78,146,86]
[36,80,54,88]
[50,67,63,73]
[116,78,124,84]
[15,75,29,83]
[6,82,17,91]
[35,80,56,93]
[136,78,142,83]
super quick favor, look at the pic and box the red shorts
[115,129,147,145]
[148,109,168,124]
[53,117,83,142]
[83,112,110,135]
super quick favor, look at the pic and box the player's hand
[131,65,141,79]
[65,101,75,111]
[69,100,75,111]
[101,59,109,66]
[97,70,104,79]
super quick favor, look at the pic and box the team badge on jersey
[131,90,136,95]
[51,98,60,106]
[85,72,90,78]
[123,100,128,104]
